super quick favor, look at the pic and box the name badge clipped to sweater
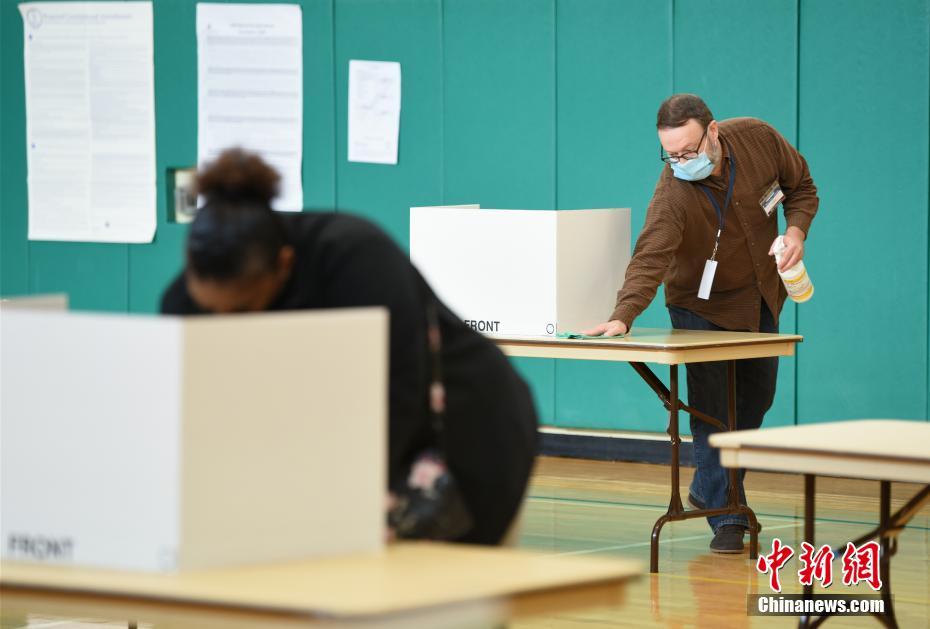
[759,180,785,217]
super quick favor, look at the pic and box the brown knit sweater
[611,117,819,332]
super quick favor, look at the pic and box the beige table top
[710,419,930,483]
[491,328,802,364]
[1,542,640,624]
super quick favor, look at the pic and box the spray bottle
[772,235,814,303]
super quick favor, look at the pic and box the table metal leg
[799,478,917,628]
[726,361,739,503]
[875,481,898,628]
[668,364,684,516]
[640,360,759,573]
[799,474,817,628]
[650,364,682,573]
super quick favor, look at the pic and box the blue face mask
[671,152,715,181]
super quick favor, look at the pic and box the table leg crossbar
[837,484,930,555]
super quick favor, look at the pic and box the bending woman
[161,149,538,544]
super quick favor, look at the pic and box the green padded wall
[797,0,929,422]
[2,0,928,429]
[442,0,558,423]
[1,2,30,298]
[553,0,673,432]
[335,0,442,248]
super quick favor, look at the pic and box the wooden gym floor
[514,456,930,628]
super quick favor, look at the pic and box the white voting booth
[0,306,387,572]
[410,205,631,336]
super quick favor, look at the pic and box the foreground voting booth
[410,206,631,336]
[0,306,388,572]
[0,303,644,627]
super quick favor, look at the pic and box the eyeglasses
[660,126,708,163]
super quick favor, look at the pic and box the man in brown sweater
[585,94,818,553]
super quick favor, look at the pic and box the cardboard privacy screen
[410,205,631,336]
[1,307,388,572]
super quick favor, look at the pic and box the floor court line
[528,496,930,532]
[553,522,803,557]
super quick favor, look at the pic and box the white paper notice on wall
[19,2,157,243]
[348,60,401,165]
[197,3,303,211]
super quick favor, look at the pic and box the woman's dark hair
[187,148,287,281]
[656,93,714,130]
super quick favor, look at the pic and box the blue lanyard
[699,156,736,261]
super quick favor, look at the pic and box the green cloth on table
[556,332,625,340]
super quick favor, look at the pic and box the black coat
[161,212,538,544]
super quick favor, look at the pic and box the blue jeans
[667,302,778,533]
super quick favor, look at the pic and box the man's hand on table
[581,320,628,337]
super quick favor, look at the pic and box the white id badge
[698,260,717,300]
